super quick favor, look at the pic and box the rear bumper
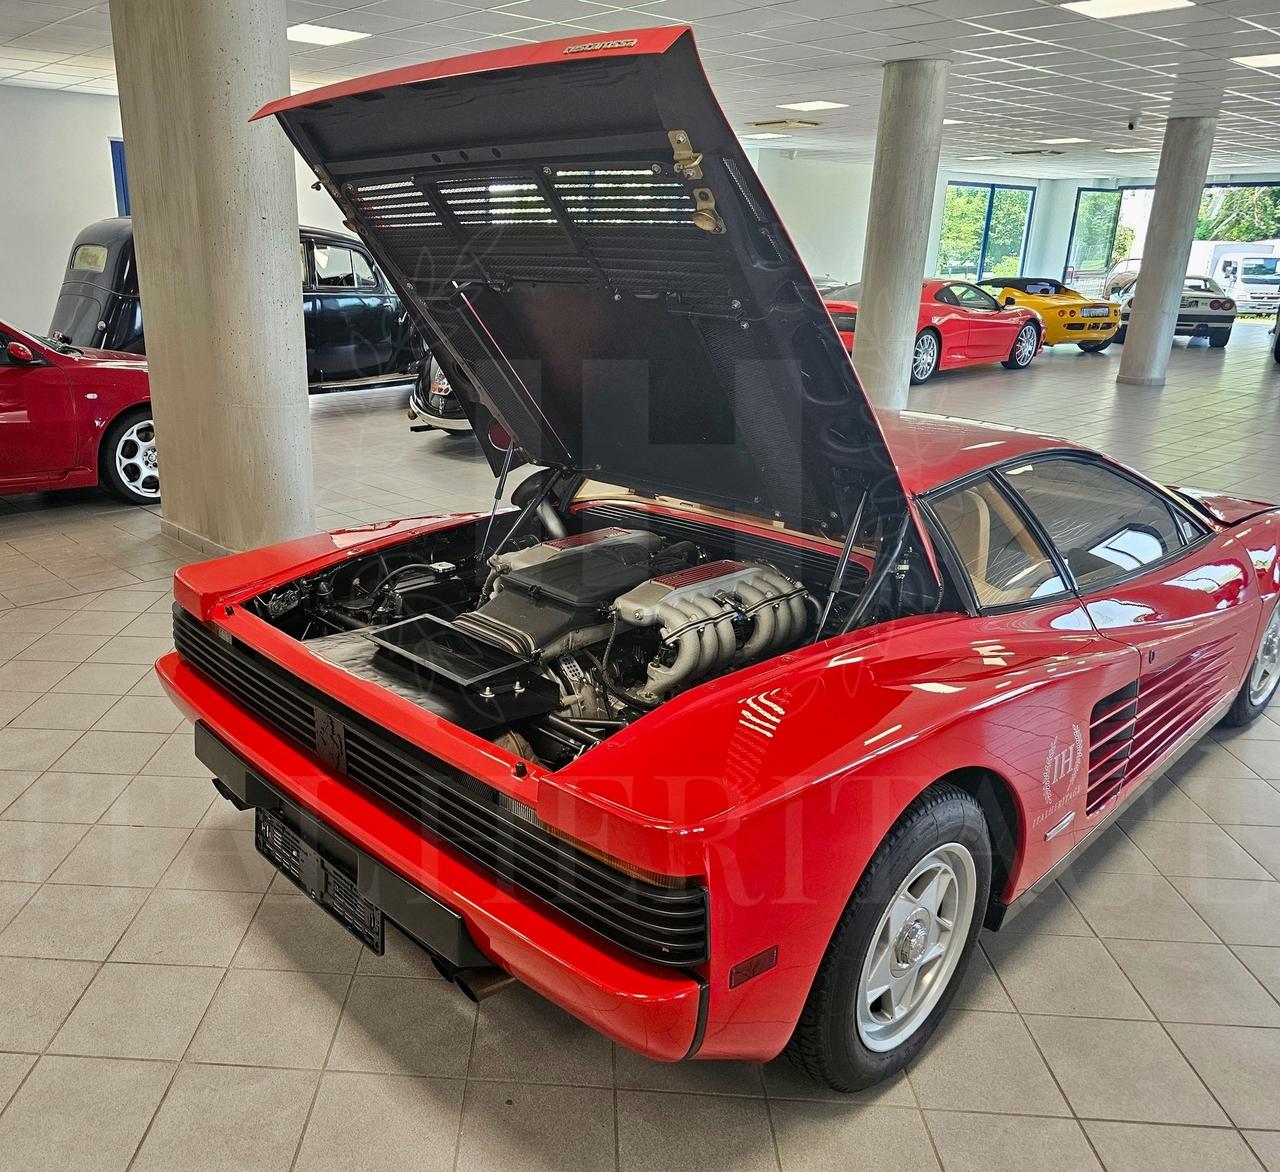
[157,650,706,1062]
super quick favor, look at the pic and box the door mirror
[5,341,35,364]
[1003,296,1017,308]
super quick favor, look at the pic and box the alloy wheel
[912,334,938,381]
[1249,605,1280,708]
[1014,324,1037,366]
[115,418,160,500]
[855,842,976,1053]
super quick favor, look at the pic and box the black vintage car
[50,218,423,392]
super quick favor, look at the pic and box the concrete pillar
[110,0,313,553]
[854,58,950,410]
[1116,115,1216,388]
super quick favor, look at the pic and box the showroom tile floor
[0,325,1278,1170]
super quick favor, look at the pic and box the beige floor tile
[0,659,75,691]
[982,932,1151,1018]
[1245,1130,1280,1171]
[1174,774,1280,825]
[615,1041,763,1096]
[6,692,116,731]
[92,695,183,733]
[1064,824,1160,875]
[50,729,168,774]
[618,1089,778,1172]
[1025,1015,1227,1125]
[1225,823,1280,879]
[1233,945,1280,1001]
[771,1102,937,1172]
[51,610,133,637]
[200,794,256,829]
[49,822,189,886]
[906,1011,1068,1116]
[952,943,1016,1011]
[0,819,86,882]
[100,773,215,827]
[0,1054,173,1172]
[0,882,146,960]
[87,634,173,665]
[1124,818,1272,879]
[1169,877,1280,945]
[762,1060,915,1106]
[0,726,81,770]
[1,770,130,823]
[327,975,475,1077]
[1169,740,1263,782]
[0,769,37,810]
[129,1062,317,1172]
[142,730,207,776]
[0,1051,36,1112]
[1083,1121,1264,1171]
[188,967,349,1068]
[0,955,97,1050]
[295,1071,464,1172]
[50,961,222,1059]
[997,882,1093,936]
[455,1081,615,1172]
[1108,939,1280,1026]
[925,1111,1100,1172]
[1060,869,1216,942]
[1222,739,1280,780]
[0,691,38,725]
[1167,1023,1280,1128]
[232,892,364,973]
[111,886,261,966]
[0,880,37,932]
[159,828,276,891]
[14,631,109,662]
[354,921,445,979]
[1119,775,1213,823]
[49,662,149,695]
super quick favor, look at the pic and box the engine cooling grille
[173,607,708,968]
[1086,681,1138,815]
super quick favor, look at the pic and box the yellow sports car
[978,277,1120,351]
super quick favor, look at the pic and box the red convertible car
[0,320,156,504]
[158,29,1280,1092]
[826,279,1043,384]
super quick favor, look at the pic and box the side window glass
[351,250,378,289]
[1002,458,1187,589]
[299,243,308,288]
[953,284,999,310]
[313,244,354,289]
[934,287,958,306]
[931,477,1068,608]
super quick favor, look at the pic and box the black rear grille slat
[173,607,708,967]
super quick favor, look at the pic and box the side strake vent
[1086,681,1138,815]
[1129,638,1233,779]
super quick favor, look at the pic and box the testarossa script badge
[564,39,640,53]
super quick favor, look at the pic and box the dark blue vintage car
[50,218,424,393]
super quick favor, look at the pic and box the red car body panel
[160,31,1280,1068]
[0,321,149,496]
[826,280,1043,372]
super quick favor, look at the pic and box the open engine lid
[257,27,910,536]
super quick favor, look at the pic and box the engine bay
[245,504,918,770]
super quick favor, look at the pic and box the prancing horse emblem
[314,710,347,775]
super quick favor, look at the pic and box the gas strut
[817,490,868,638]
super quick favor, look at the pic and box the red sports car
[157,29,1280,1092]
[826,279,1043,384]
[0,320,156,504]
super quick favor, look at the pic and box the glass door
[1063,189,1122,295]
[937,182,1035,282]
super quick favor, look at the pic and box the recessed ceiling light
[1037,137,1090,144]
[1105,146,1155,153]
[777,100,849,112]
[1061,0,1193,17]
[960,155,999,160]
[1232,53,1280,68]
[943,119,965,125]
[286,23,371,45]
[742,132,791,140]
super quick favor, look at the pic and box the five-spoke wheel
[100,407,160,506]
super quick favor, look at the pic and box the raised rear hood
[256,27,908,536]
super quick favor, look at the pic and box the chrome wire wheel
[114,418,160,500]
[1249,605,1280,708]
[1013,323,1037,366]
[912,333,938,381]
[856,842,977,1053]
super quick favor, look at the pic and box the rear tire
[99,406,160,506]
[1113,324,1128,344]
[1001,322,1039,370]
[1221,604,1280,728]
[1209,328,1232,349]
[1077,337,1113,353]
[784,783,991,1092]
[909,330,939,385]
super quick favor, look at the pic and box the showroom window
[110,138,130,216]
[930,476,1067,608]
[1001,458,1190,589]
[935,182,1035,282]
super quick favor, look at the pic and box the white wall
[0,85,346,332]
[756,152,873,285]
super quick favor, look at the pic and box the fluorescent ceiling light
[1105,146,1155,153]
[777,100,849,112]
[1061,0,1193,18]
[286,23,371,45]
[943,118,964,125]
[742,132,790,139]
[1232,53,1280,68]
[960,154,999,160]
[1037,137,1090,144]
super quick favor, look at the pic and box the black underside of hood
[265,29,908,536]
